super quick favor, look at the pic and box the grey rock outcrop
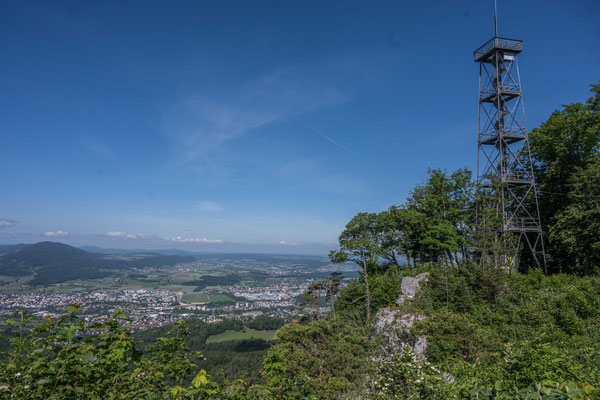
[396,272,429,306]
[372,272,429,359]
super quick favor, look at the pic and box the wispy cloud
[0,219,16,229]
[279,241,297,246]
[44,230,69,237]
[163,65,349,161]
[106,231,143,239]
[197,201,224,212]
[105,231,222,244]
[170,236,223,244]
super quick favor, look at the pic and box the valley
[0,242,356,330]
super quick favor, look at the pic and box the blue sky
[1,0,599,254]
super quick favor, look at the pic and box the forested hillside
[0,83,598,399]
[135,316,284,382]
[0,241,195,285]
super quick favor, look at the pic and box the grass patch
[181,293,234,304]
[205,329,278,344]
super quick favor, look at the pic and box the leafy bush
[0,307,232,399]
[371,346,453,400]
[407,267,600,396]
[261,318,373,399]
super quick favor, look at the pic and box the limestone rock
[396,272,429,306]
[412,335,428,358]
[372,272,430,359]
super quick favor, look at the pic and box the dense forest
[0,83,598,399]
[135,316,285,383]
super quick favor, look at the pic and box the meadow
[205,328,278,343]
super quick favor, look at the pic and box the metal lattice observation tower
[474,4,547,273]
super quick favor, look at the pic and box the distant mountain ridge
[0,241,195,285]
[79,245,198,256]
[0,243,31,255]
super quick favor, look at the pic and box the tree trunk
[444,266,450,308]
[584,255,591,276]
[449,251,458,268]
[392,251,399,266]
[315,292,320,320]
[361,249,371,323]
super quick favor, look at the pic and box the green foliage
[409,268,600,395]
[329,212,380,321]
[371,346,453,400]
[135,318,274,383]
[528,81,600,274]
[329,168,476,321]
[146,320,203,386]
[471,184,520,273]
[245,316,285,331]
[467,381,595,400]
[331,168,475,272]
[299,272,343,320]
[319,264,599,399]
[550,156,600,275]
[262,318,373,399]
[1,306,147,399]
[406,168,475,265]
[0,308,275,399]
[332,265,421,324]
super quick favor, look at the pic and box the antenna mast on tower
[494,0,498,37]
[474,1,547,272]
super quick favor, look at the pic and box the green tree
[262,318,373,399]
[371,346,451,400]
[528,81,600,273]
[299,280,325,320]
[323,272,343,318]
[550,157,600,275]
[472,180,520,273]
[329,212,385,322]
[299,272,343,321]
[146,320,203,388]
[406,168,475,266]
[0,306,226,400]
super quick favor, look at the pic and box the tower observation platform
[474,37,523,62]
[474,30,547,272]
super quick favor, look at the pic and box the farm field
[205,329,278,343]
[181,292,234,304]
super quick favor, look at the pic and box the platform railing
[505,217,540,232]
[480,83,521,99]
[474,37,523,61]
[479,127,526,143]
[502,171,531,183]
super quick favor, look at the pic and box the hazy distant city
[0,244,356,330]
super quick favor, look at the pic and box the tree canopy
[529,82,600,274]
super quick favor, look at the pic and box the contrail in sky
[300,119,368,164]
